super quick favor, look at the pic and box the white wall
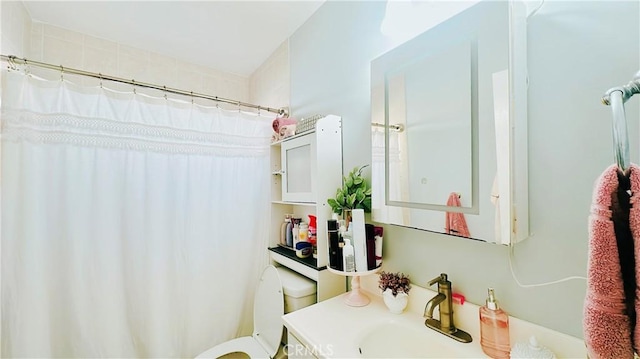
[23,22,250,103]
[0,1,31,108]
[1,1,31,57]
[249,40,289,111]
[289,0,640,338]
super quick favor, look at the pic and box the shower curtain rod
[371,122,404,132]
[1,54,288,117]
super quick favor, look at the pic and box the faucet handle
[428,273,448,287]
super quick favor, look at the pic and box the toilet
[196,265,317,359]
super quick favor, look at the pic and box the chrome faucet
[423,273,472,343]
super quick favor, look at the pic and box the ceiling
[22,1,325,77]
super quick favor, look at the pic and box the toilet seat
[195,337,269,359]
[253,265,285,356]
[195,265,284,359]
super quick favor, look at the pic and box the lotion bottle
[479,288,511,359]
[342,238,355,272]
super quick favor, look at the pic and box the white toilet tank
[275,266,317,313]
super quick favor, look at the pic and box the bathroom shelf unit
[269,115,346,302]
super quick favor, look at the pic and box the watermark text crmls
[284,343,335,357]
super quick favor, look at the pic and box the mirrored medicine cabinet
[371,0,529,245]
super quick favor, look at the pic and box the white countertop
[282,276,586,359]
[283,291,486,358]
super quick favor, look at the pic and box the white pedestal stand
[327,266,381,307]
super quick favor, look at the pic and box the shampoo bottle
[479,288,511,359]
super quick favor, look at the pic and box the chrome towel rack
[602,70,640,173]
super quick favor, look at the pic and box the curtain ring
[99,73,103,89]
[190,91,194,105]
[237,101,241,113]
[163,85,168,100]
[215,96,219,109]
[60,65,64,82]
[8,56,17,71]
[132,79,137,95]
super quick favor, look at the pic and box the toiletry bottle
[298,222,309,243]
[310,235,317,259]
[365,224,376,270]
[281,215,291,246]
[479,288,511,359]
[292,221,300,247]
[337,220,345,271]
[285,217,293,247]
[308,215,317,257]
[374,226,384,267]
[308,215,317,239]
[351,209,367,272]
[342,238,355,272]
[328,219,340,269]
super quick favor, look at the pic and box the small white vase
[382,288,409,314]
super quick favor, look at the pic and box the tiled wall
[0,1,31,57]
[1,4,290,113]
[249,40,290,112]
[26,22,250,103]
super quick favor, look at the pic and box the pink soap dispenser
[479,288,511,358]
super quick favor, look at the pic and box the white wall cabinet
[280,134,316,202]
[269,115,345,301]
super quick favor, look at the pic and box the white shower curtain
[0,71,273,358]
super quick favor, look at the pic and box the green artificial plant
[328,165,372,215]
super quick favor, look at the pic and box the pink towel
[272,117,297,134]
[584,164,640,358]
[445,192,470,238]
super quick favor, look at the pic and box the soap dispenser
[479,288,511,359]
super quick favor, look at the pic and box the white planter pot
[382,288,409,314]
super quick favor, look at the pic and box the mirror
[371,0,529,244]
[386,40,475,212]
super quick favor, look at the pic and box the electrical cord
[508,241,586,288]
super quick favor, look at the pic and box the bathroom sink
[358,321,477,358]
